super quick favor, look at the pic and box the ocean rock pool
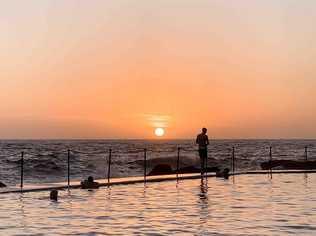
[0,173,315,235]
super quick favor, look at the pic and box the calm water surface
[0,174,316,235]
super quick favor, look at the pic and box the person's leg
[199,149,204,176]
[201,157,205,175]
[204,149,208,174]
[202,149,208,175]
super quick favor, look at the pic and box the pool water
[0,174,316,235]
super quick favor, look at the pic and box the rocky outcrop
[179,166,219,174]
[148,164,173,176]
[148,164,220,176]
[261,160,316,170]
[0,182,7,188]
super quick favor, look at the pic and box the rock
[134,156,197,168]
[205,166,220,173]
[148,164,221,176]
[178,166,200,173]
[178,166,220,174]
[148,164,173,176]
[261,160,316,170]
[0,182,7,188]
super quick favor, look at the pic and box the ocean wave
[0,139,315,185]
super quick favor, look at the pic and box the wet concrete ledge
[1,170,316,195]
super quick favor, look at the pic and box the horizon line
[1,138,316,141]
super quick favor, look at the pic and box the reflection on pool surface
[0,174,316,235]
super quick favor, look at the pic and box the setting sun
[154,128,165,137]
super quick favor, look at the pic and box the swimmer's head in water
[50,190,58,201]
[88,176,94,182]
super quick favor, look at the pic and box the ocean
[1,139,315,186]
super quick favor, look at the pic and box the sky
[1,0,316,139]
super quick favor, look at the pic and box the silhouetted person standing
[196,128,209,176]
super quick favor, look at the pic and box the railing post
[269,146,272,178]
[67,149,70,188]
[144,148,147,183]
[107,149,112,184]
[305,146,308,162]
[176,147,180,181]
[232,147,235,173]
[20,151,24,190]
[231,147,233,171]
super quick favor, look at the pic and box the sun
[154,127,165,137]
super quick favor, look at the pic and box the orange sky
[1,1,316,139]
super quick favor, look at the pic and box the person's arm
[196,135,199,144]
[206,136,210,145]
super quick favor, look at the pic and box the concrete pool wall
[1,170,316,195]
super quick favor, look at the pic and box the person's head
[88,176,94,183]
[50,190,58,201]
[202,128,207,134]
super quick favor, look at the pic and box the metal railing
[1,145,314,191]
